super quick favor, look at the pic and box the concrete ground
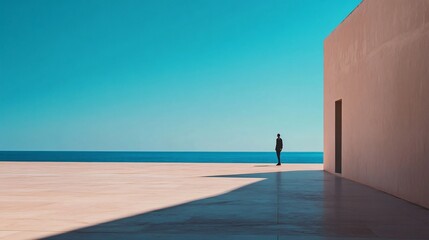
[0,162,428,240]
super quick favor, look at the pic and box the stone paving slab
[1,162,428,240]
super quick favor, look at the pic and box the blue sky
[0,0,361,151]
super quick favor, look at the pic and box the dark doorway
[335,100,342,174]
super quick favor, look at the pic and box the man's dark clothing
[276,151,281,164]
[275,137,283,164]
[275,138,283,152]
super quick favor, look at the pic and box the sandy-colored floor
[0,162,321,240]
[2,162,429,240]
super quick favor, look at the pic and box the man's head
[277,133,280,137]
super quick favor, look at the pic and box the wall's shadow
[41,170,429,240]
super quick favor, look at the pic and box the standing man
[275,133,283,166]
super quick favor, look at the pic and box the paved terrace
[1,162,428,240]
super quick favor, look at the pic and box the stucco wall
[324,0,429,208]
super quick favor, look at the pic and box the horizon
[0,0,362,152]
[0,151,323,164]
[0,150,323,152]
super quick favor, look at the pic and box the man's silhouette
[275,133,283,166]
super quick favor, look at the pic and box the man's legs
[276,151,281,165]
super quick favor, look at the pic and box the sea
[0,151,322,163]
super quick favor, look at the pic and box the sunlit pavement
[1,162,428,240]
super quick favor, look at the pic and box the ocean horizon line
[0,151,323,163]
[0,150,323,153]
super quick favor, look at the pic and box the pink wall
[324,0,429,208]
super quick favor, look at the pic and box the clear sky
[0,0,361,151]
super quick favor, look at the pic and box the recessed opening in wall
[335,99,342,174]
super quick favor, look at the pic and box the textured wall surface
[324,0,429,208]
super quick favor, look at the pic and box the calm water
[0,152,322,163]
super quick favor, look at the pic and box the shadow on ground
[41,170,429,240]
